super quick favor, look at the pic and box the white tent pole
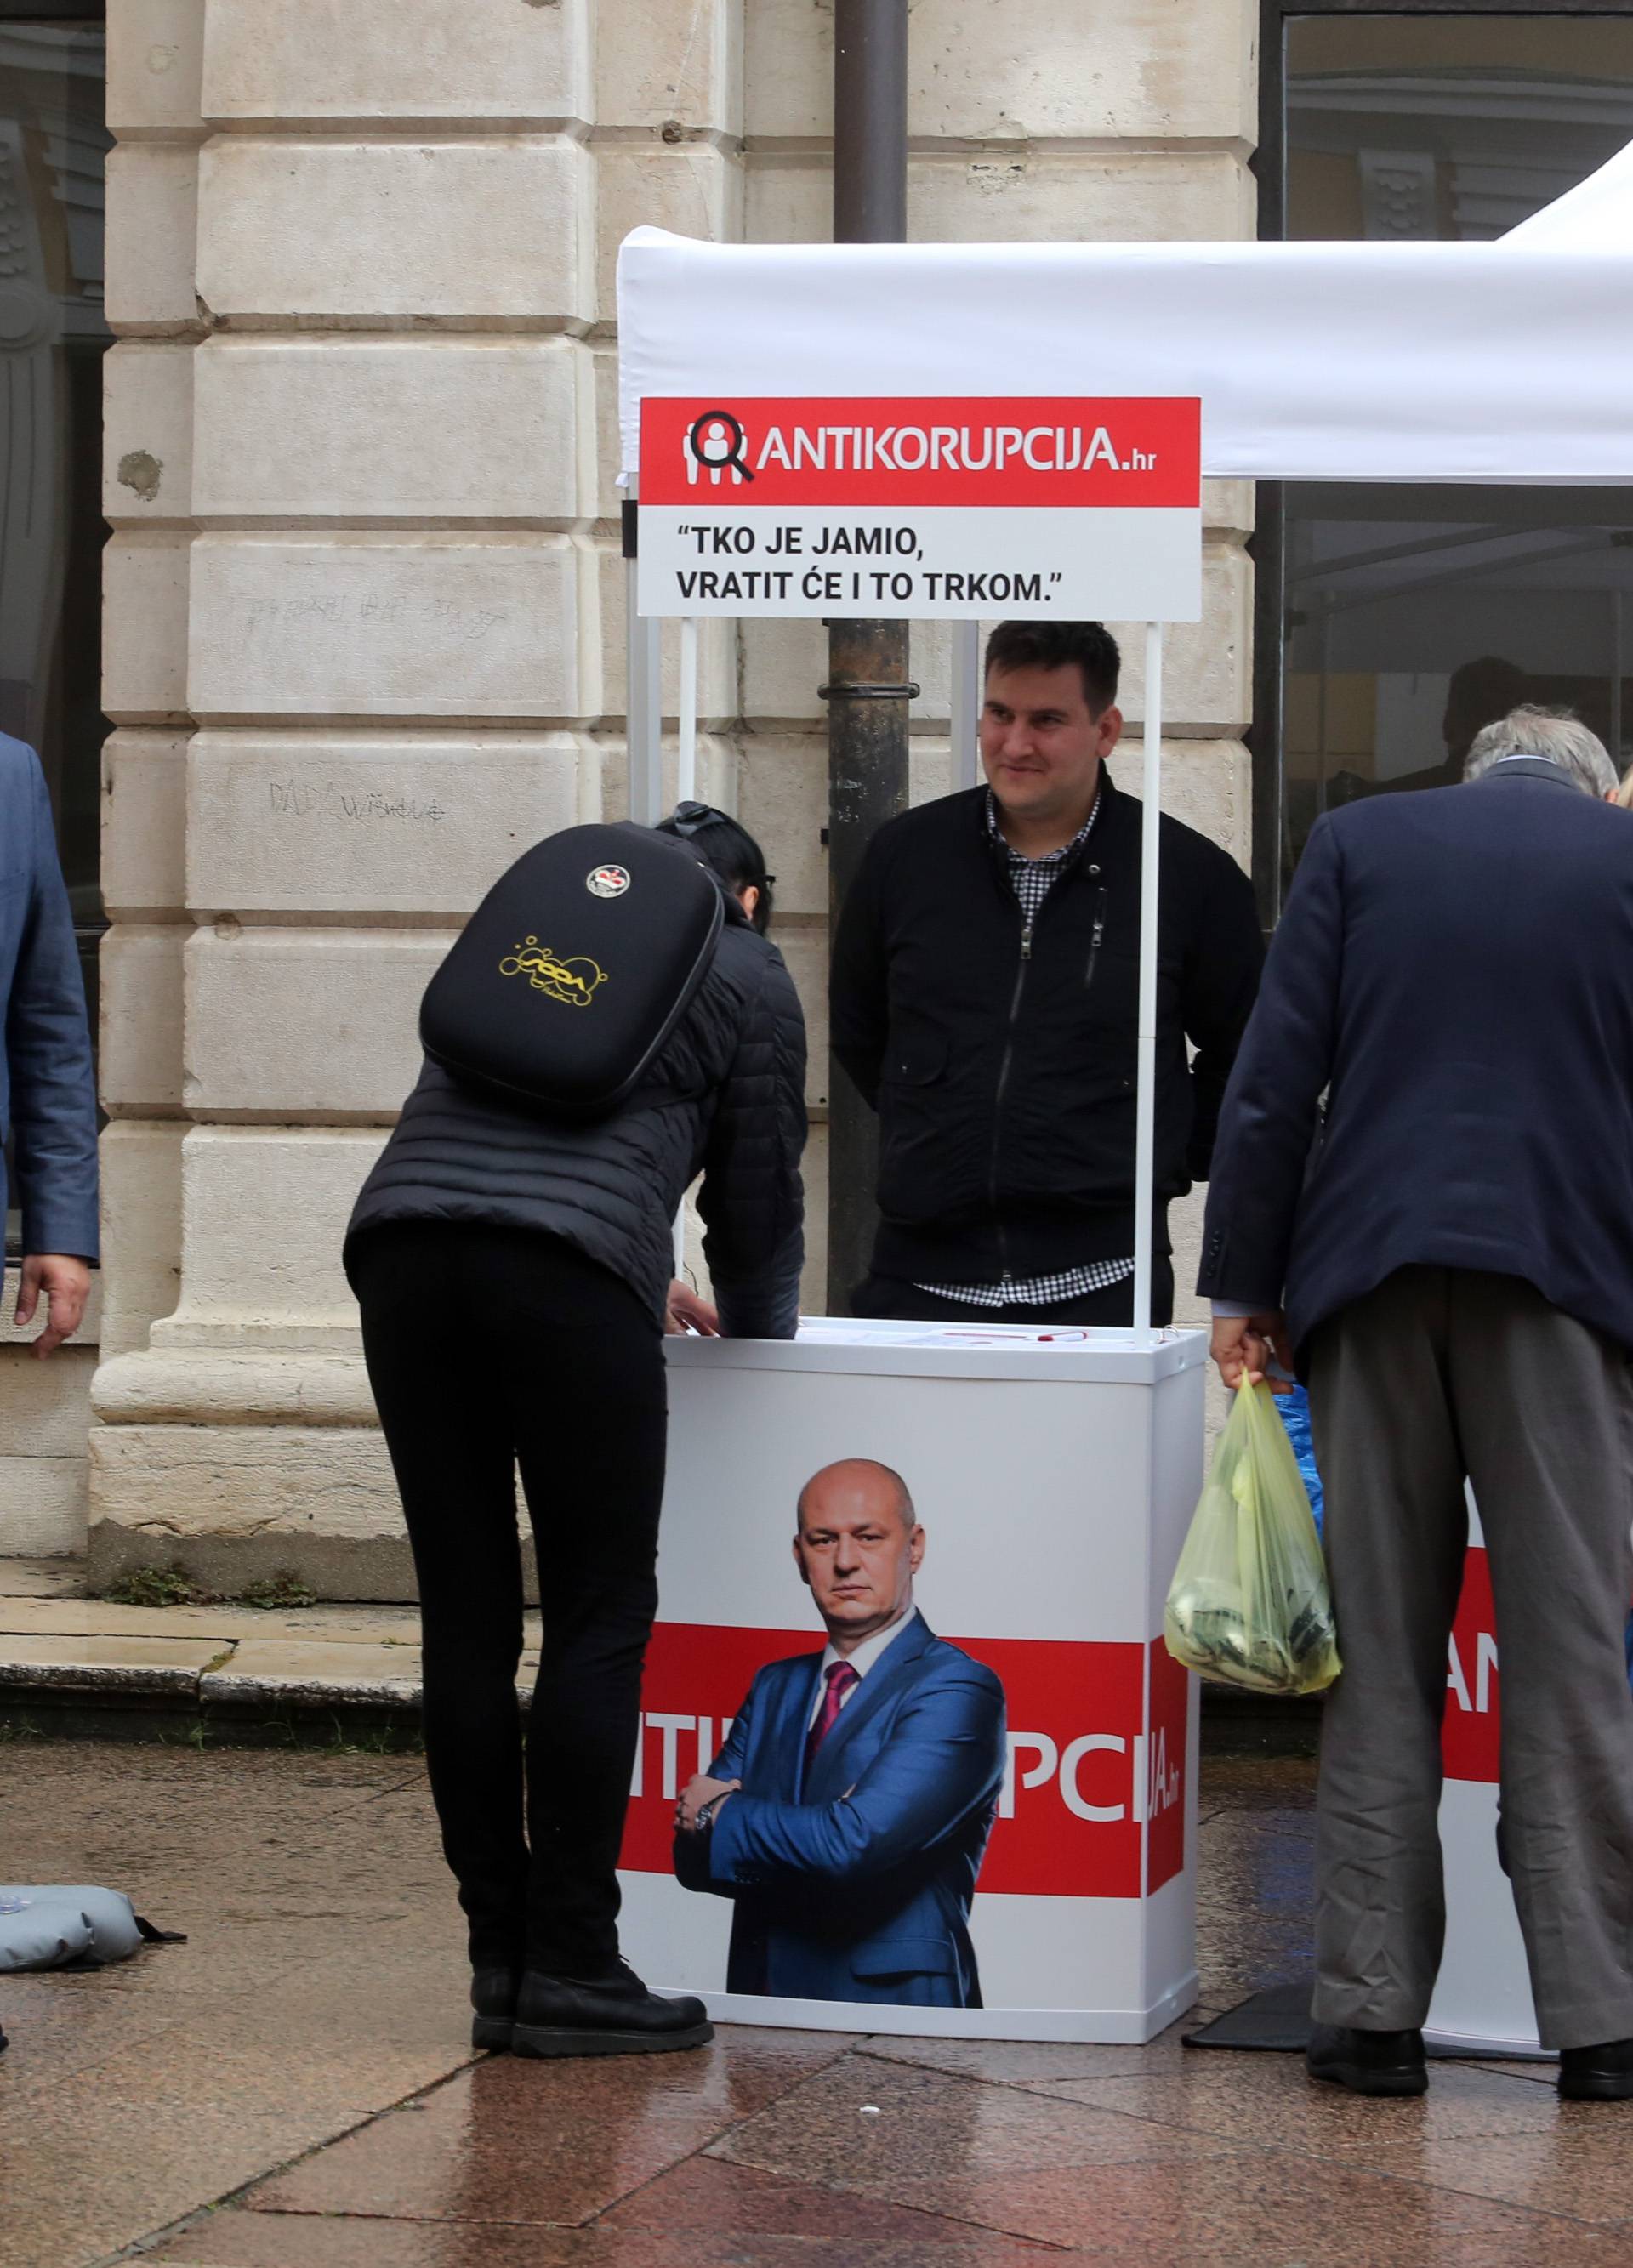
[670,616,701,1280]
[670,616,702,1281]
[1132,621,1164,1336]
[677,616,699,804]
[950,620,982,791]
[626,478,663,826]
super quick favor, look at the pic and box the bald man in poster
[673,1458,1006,2007]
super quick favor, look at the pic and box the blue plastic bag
[1275,1381,1324,1536]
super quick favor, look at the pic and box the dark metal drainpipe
[824,0,913,1313]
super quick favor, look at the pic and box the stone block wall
[87,0,1258,1595]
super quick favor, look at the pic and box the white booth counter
[615,1317,1207,2043]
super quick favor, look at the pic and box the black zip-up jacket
[344,899,807,1337]
[829,773,1264,1287]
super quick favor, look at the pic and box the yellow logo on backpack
[499,937,608,1009]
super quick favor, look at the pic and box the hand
[15,1255,91,1359]
[664,1279,721,1337]
[675,1772,739,1833]
[1210,1310,1294,1394]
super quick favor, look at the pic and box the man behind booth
[830,621,1263,1325]
[673,1458,1005,2006]
[1201,704,1633,2103]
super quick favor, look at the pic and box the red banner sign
[640,395,1201,511]
[621,1624,1186,1901]
[1443,1549,1499,1784]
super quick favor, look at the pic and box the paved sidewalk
[5,1737,1631,2268]
[0,1559,501,1737]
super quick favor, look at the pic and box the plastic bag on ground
[1164,1378,1341,1697]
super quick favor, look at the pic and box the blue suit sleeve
[705,1665,1005,1889]
[673,1679,756,1896]
[7,754,98,1261]
[1198,814,1343,1309]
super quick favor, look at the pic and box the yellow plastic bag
[1164,1378,1340,1697]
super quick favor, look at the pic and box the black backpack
[420,823,724,1117]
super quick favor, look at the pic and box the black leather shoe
[1559,2039,1633,2100]
[1306,2023,1428,2096]
[469,1967,521,2053]
[512,1959,713,2059]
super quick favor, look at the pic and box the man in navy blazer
[674,1458,1005,2006]
[1200,706,1633,2105]
[0,736,97,1352]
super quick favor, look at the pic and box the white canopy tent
[617,144,1633,1326]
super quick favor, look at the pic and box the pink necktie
[804,1661,859,1779]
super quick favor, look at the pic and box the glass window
[0,14,108,1249]
[0,17,109,962]
[1267,14,1633,899]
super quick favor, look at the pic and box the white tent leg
[677,616,699,804]
[627,554,663,826]
[670,617,703,1278]
[1132,622,1164,1336]
[950,619,982,791]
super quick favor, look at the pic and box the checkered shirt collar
[985,786,1101,869]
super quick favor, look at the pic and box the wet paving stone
[11,1742,1633,2268]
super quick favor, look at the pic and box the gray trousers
[1307,1265,1633,2049]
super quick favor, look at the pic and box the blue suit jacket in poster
[673,1611,1006,2006]
[0,737,97,1261]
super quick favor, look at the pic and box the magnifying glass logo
[686,408,755,484]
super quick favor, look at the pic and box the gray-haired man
[1463,702,1620,800]
[1200,701,1633,2102]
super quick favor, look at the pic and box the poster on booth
[615,1336,1202,2040]
[636,395,1203,621]
[1429,1504,1543,2053]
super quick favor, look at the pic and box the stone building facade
[69,0,1256,1594]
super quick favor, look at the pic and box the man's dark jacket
[0,736,97,1260]
[829,774,1264,1285]
[1198,759,1633,1360]
[345,896,806,1337]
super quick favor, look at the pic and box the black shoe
[469,1967,521,2053]
[512,1959,713,2059]
[1306,2022,1427,2096]
[1559,2039,1633,2100]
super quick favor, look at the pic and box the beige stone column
[88,0,205,1555]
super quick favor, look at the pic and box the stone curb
[0,1568,556,1741]
[0,1640,552,1741]
[0,1572,453,1739]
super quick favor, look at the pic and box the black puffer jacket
[344,899,807,1338]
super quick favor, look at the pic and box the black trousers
[353,1221,666,1976]
[852,1254,1174,1328]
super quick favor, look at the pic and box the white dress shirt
[805,1604,916,1729]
